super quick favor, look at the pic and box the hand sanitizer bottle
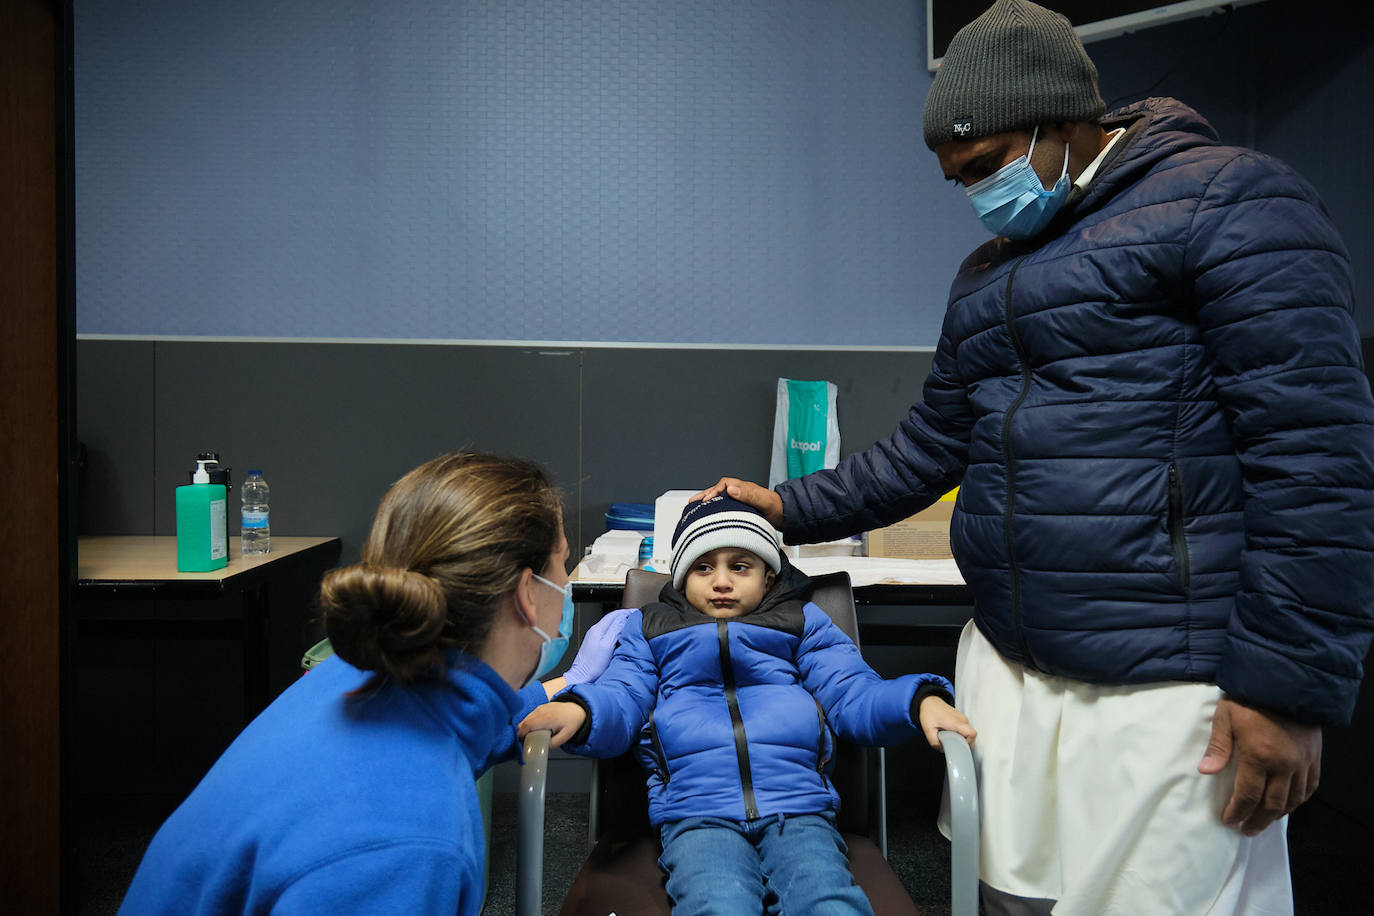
[176,458,228,571]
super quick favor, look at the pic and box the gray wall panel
[578,347,936,545]
[74,341,582,562]
[77,340,935,559]
[76,340,156,534]
[147,342,581,564]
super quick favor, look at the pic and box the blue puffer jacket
[778,97,1374,726]
[560,567,952,826]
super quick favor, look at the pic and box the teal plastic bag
[769,378,840,488]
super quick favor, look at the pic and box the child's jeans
[657,811,874,915]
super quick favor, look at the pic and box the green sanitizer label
[786,380,830,479]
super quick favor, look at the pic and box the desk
[75,536,342,718]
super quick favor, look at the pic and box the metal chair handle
[516,728,552,916]
[939,730,979,916]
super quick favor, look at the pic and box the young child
[520,495,976,915]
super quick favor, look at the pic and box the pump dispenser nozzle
[193,459,212,484]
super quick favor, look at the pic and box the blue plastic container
[605,502,655,531]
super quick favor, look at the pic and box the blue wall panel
[75,0,1374,343]
[75,0,982,345]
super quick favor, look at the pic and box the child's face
[683,547,776,619]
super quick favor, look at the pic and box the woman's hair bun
[317,451,564,691]
[320,564,449,682]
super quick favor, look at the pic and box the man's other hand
[1198,696,1321,836]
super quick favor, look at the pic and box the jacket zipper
[813,697,834,794]
[646,713,670,784]
[1168,463,1191,590]
[718,620,759,820]
[1001,259,1037,669]
[813,697,830,773]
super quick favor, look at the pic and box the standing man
[698,1,1374,912]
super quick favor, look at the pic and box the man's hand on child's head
[518,701,588,749]
[917,695,977,750]
[691,478,785,529]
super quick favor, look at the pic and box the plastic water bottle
[241,470,271,555]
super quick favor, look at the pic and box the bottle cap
[193,459,212,484]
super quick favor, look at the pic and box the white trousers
[941,621,1292,916]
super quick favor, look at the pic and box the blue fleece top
[118,652,546,916]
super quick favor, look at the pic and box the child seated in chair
[520,495,976,915]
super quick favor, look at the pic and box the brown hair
[319,452,563,687]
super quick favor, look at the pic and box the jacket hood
[655,555,813,618]
[960,96,1222,267]
[1077,96,1220,215]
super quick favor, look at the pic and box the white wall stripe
[76,334,936,353]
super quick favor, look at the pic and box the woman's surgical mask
[966,125,1071,240]
[527,573,574,684]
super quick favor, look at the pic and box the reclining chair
[517,568,979,916]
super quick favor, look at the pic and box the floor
[79,788,1371,915]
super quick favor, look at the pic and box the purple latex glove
[562,608,634,686]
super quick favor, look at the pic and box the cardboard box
[863,490,956,560]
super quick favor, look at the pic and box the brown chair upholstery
[557,568,920,916]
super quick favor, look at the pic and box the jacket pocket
[1167,463,1191,590]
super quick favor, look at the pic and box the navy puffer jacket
[778,97,1374,726]
[560,567,951,825]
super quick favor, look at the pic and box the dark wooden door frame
[1,0,76,910]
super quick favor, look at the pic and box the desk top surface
[77,535,341,585]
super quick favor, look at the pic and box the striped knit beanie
[669,495,783,589]
[923,0,1104,149]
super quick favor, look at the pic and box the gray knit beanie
[923,0,1105,149]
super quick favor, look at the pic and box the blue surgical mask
[528,573,574,684]
[966,125,1071,240]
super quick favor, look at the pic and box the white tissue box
[591,529,647,567]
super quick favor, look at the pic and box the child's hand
[917,695,977,750]
[519,701,587,749]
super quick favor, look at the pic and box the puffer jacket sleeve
[1188,151,1374,725]
[776,325,972,544]
[559,612,660,757]
[795,604,953,745]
